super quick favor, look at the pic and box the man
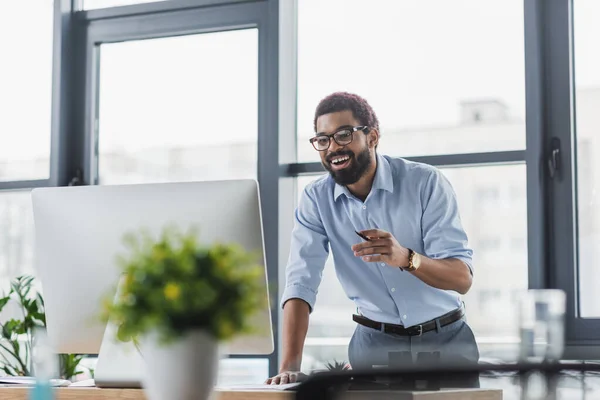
[266,92,478,385]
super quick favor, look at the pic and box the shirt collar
[333,153,394,201]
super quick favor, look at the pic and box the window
[29,0,600,382]
[296,0,525,162]
[290,0,530,369]
[476,187,501,204]
[442,165,527,360]
[81,0,166,10]
[478,237,502,252]
[0,1,53,182]
[511,237,526,252]
[510,184,526,200]
[96,30,258,185]
[574,0,600,318]
[0,191,35,292]
[296,164,527,365]
[217,359,268,385]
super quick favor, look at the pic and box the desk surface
[0,387,502,400]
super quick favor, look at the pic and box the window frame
[543,0,600,358]
[17,0,597,380]
[277,0,600,366]
[0,0,77,191]
[278,0,536,335]
[68,0,281,376]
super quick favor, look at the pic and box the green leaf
[101,226,267,343]
[36,292,45,309]
[59,353,86,380]
[0,296,10,313]
[11,340,20,360]
[1,365,18,376]
[2,319,19,338]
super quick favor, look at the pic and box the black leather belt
[352,306,465,336]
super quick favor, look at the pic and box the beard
[323,147,373,186]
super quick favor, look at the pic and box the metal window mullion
[276,0,298,376]
[0,180,52,191]
[79,0,258,21]
[84,3,263,43]
[257,0,280,379]
[49,0,82,187]
[523,0,548,290]
[281,150,526,177]
[542,0,578,335]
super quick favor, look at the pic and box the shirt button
[362,205,366,210]
[380,263,385,267]
[402,315,407,320]
[391,288,396,292]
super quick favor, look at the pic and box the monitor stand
[94,276,144,388]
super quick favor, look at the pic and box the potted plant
[0,275,91,380]
[101,227,266,400]
[325,360,351,371]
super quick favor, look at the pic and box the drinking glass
[518,289,566,363]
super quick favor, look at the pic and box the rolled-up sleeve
[421,170,474,273]
[280,185,329,312]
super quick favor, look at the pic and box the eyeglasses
[309,126,369,151]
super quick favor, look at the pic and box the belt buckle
[414,325,423,336]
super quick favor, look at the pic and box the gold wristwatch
[401,249,422,272]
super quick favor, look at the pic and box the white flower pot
[140,330,219,400]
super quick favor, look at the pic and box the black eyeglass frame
[309,125,370,151]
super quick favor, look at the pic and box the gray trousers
[348,315,480,370]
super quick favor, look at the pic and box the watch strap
[400,249,417,272]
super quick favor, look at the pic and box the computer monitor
[31,179,274,357]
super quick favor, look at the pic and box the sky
[0,0,599,165]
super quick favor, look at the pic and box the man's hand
[353,229,473,293]
[264,371,308,385]
[351,229,410,268]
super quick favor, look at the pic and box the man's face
[315,110,376,186]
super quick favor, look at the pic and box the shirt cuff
[453,256,473,275]
[280,283,317,313]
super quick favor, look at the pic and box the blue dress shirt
[280,154,473,328]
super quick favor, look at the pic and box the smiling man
[266,92,478,385]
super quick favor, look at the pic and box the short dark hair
[313,92,380,133]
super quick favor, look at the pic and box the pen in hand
[355,231,371,241]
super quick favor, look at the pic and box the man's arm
[265,299,310,384]
[353,168,473,294]
[280,299,310,371]
[418,168,474,286]
[352,231,472,294]
[410,256,472,294]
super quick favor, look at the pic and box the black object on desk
[294,361,600,400]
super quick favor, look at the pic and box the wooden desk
[0,387,502,400]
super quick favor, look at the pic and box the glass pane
[0,191,35,293]
[297,0,525,162]
[574,0,600,318]
[217,358,268,385]
[82,0,166,10]
[443,165,527,361]
[0,1,53,181]
[296,164,527,368]
[97,30,258,185]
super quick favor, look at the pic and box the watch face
[413,253,422,269]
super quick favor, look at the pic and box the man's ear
[368,128,379,149]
